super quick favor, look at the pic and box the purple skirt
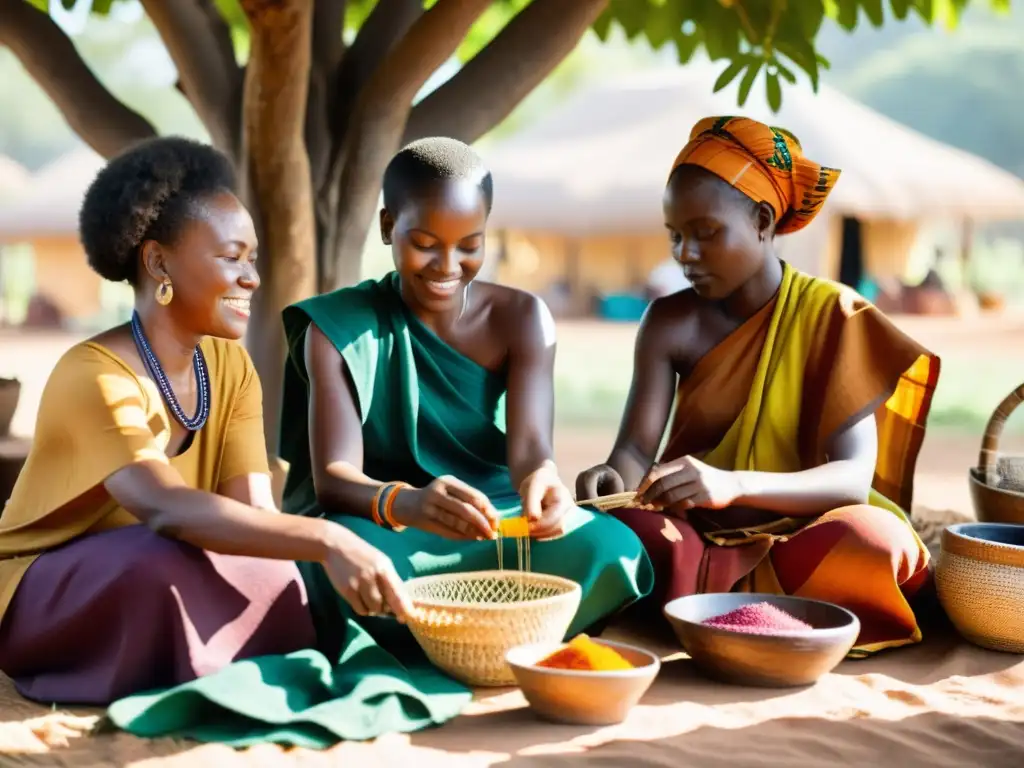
[0,524,317,705]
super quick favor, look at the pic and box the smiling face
[380,177,488,314]
[663,164,775,301]
[140,191,260,340]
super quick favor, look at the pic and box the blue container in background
[598,294,649,322]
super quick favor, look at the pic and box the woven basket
[969,381,1024,524]
[577,491,659,512]
[404,570,581,687]
[935,523,1024,653]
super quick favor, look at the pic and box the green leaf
[608,0,646,41]
[793,0,827,38]
[60,0,75,9]
[835,0,860,30]
[933,0,961,29]
[775,60,798,84]
[890,0,911,19]
[911,0,935,22]
[591,9,614,42]
[766,71,782,112]
[776,36,821,89]
[92,0,116,15]
[713,59,746,93]
[642,2,682,50]
[737,60,763,106]
[861,0,885,26]
[27,0,48,10]
[699,2,742,61]
[673,32,701,65]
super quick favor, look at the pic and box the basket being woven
[404,570,581,687]
[969,381,1024,524]
[576,491,659,512]
[935,523,1024,653]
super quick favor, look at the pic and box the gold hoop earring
[155,278,173,306]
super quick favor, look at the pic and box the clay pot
[0,377,20,438]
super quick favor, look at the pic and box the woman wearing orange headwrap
[578,117,940,655]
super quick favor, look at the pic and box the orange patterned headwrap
[670,116,841,235]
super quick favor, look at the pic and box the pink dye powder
[701,602,813,635]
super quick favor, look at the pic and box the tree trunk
[324,169,386,291]
[240,0,316,456]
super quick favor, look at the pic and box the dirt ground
[1,314,1023,762]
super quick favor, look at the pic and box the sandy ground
[1,315,1024,764]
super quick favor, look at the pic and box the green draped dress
[106,273,652,749]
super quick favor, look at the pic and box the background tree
[0,0,1002,453]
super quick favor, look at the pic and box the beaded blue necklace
[130,310,211,431]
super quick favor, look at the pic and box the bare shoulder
[475,280,545,315]
[638,288,701,343]
[303,318,345,380]
[475,281,555,349]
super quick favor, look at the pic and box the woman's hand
[393,476,499,540]
[637,456,742,512]
[575,463,626,501]
[521,466,574,540]
[322,525,414,621]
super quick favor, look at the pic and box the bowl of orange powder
[505,634,661,725]
[664,593,860,687]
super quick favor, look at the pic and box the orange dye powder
[535,634,635,671]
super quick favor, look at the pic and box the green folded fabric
[107,617,471,748]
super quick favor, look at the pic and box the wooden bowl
[663,593,860,687]
[935,523,1024,653]
[969,468,1024,524]
[506,639,660,725]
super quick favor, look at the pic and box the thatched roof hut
[479,62,1024,311]
[0,148,103,241]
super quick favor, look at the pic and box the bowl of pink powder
[663,594,860,687]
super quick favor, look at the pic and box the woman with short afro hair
[0,136,413,705]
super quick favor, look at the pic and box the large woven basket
[969,381,1024,524]
[404,570,581,687]
[935,523,1024,653]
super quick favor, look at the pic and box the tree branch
[140,0,243,158]
[324,0,492,290]
[404,0,608,145]
[0,0,156,158]
[308,0,347,194]
[326,0,422,175]
[313,0,346,75]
